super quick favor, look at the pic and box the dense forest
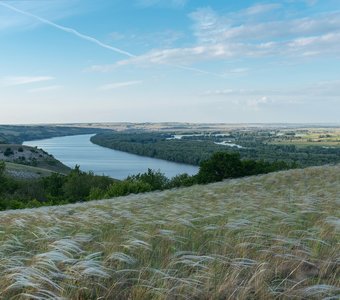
[91,132,340,166]
[0,153,292,210]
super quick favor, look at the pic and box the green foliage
[0,152,294,211]
[127,169,169,191]
[42,173,65,198]
[0,165,113,210]
[88,187,106,200]
[105,180,152,198]
[91,132,340,167]
[0,161,6,195]
[91,133,214,165]
[0,161,5,177]
[4,148,14,157]
[105,169,169,198]
[197,152,242,183]
[168,173,196,188]
[62,166,113,202]
[197,152,293,184]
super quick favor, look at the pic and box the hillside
[4,162,57,180]
[0,144,70,178]
[0,165,339,299]
[0,125,100,144]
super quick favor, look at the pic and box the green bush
[4,148,14,157]
[105,180,152,198]
[168,173,196,188]
[127,169,169,191]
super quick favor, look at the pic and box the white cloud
[246,96,269,110]
[203,89,234,96]
[243,3,282,16]
[200,80,340,112]
[1,76,54,86]
[286,0,318,6]
[136,0,188,8]
[107,7,340,67]
[204,80,340,98]
[99,80,143,91]
[28,85,62,93]
[189,8,340,43]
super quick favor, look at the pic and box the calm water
[24,134,198,179]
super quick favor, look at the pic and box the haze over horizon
[1,0,339,124]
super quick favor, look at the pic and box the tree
[0,161,5,177]
[197,152,243,183]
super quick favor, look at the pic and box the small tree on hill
[197,152,243,183]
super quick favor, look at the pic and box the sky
[0,0,339,124]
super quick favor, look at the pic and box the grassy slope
[4,162,56,179]
[0,165,339,299]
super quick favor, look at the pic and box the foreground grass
[0,165,339,299]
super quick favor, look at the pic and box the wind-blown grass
[0,165,339,299]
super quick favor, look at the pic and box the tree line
[91,132,340,167]
[0,152,294,211]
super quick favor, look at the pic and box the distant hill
[0,164,338,299]
[0,144,70,178]
[0,124,103,144]
[0,124,109,179]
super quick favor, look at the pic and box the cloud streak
[28,85,62,93]
[1,76,54,86]
[137,0,188,8]
[99,80,143,90]
[0,2,135,58]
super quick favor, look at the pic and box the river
[23,134,199,180]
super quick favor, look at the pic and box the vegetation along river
[24,134,199,180]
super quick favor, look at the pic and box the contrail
[0,2,225,78]
[172,64,225,78]
[0,1,136,58]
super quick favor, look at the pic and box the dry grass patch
[0,165,339,299]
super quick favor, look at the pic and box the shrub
[4,147,14,157]
[105,180,152,197]
[168,173,196,188]
[127,168,169,191]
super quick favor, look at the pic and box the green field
[0,164,339,299]
[269,128,340,147]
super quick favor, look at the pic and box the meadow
[0,164,339,299]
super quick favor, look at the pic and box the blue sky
[0,0,339,124]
